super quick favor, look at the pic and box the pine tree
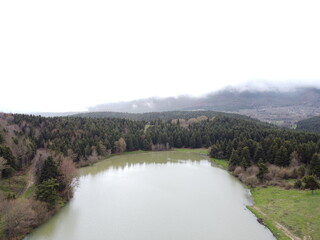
[257,162,268,181]
[205,136,212,148]
[303,175,320,194]
[275,146,289,166]
[254,146,264,163]
[36,178,60,208]
[175,136,182,148]
[310,153,320,177]
[39,157,59,183]
[229,149,239,170]
[240,147,250,168]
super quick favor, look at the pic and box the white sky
[1,0,320,113]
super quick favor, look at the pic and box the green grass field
[0,174,28,196]
[250,186,320,239]
[173,148,209,154]
[21,184,36,199]
[123,150,150,155]
[210,158,229,169]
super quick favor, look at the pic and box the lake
[25,151,275,240]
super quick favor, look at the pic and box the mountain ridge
[86,87,320,127]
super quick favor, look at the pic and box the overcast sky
[1,0,320,113]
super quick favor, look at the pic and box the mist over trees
[88,87,320,113]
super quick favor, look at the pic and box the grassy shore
[210,158,229,169]
[247,206,291,240]
[249,186,320,240]
[173,148,208,154]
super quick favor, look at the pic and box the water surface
[26,152,275,240]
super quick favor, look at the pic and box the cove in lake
[25,152,275,240]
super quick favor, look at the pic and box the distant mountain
[296,116,320,133]
[31,112,81,117]
[73,110,257,122]
[88,87,320,127]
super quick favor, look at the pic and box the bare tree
[114,138,126,153]
[2,199,36,238]
[87,148,99,165]
[290,151,301,167]
[0,199,50,239]
[59,158,78,200]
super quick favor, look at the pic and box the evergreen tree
[229,149,239,170]
[257,161,268,181]
[189,134,196,148]
[275,146,289,166]
[254,146,264,163]
[36,178,60,208]
[175,136,183,148]
[205,136,212,148]
[303,175,320,194]
[39,157,59,183]
[240,147,250,168]
[310,153,320,177]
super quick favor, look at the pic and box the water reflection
[26,152,275,240]
[80,151,209,176]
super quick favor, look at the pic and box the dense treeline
[72,110,254,122]
[3,113,320,172]
[145,116,320,168]
[11,115,147,163]
[296,116,320,133]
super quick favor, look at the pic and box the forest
[1,111,320,239]
[296,115,320,133]
[1,112,320,174]
[72,110,253,121]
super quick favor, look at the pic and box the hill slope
[72,110,256,122]
[87,87,320,127]
[296,116,320,133]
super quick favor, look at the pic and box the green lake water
[25,151,275,240]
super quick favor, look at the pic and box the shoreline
[174,148,301,240]
[5,148,313,240]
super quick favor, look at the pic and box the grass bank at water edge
[249,186,320,240]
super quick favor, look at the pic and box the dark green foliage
[303,175,320,193]
[254,146,264,163]
[72,110,254,122]
[6,112,320,173]
[175,136,183,148]
[0,145,16,169]
[297,116,320,133]
[309,153,320,177]
[205,136,212,148]
[0,132,3,144]
[142,138,152,150]
[39,157,59,183]
[294,179,303,189]
[257,162,268,181]
[275,146,289,166]
[228,149,239,170]
[240,147,251,168]
[5,193,16,200]
[1,167,15,178]
[36,178,60,208]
